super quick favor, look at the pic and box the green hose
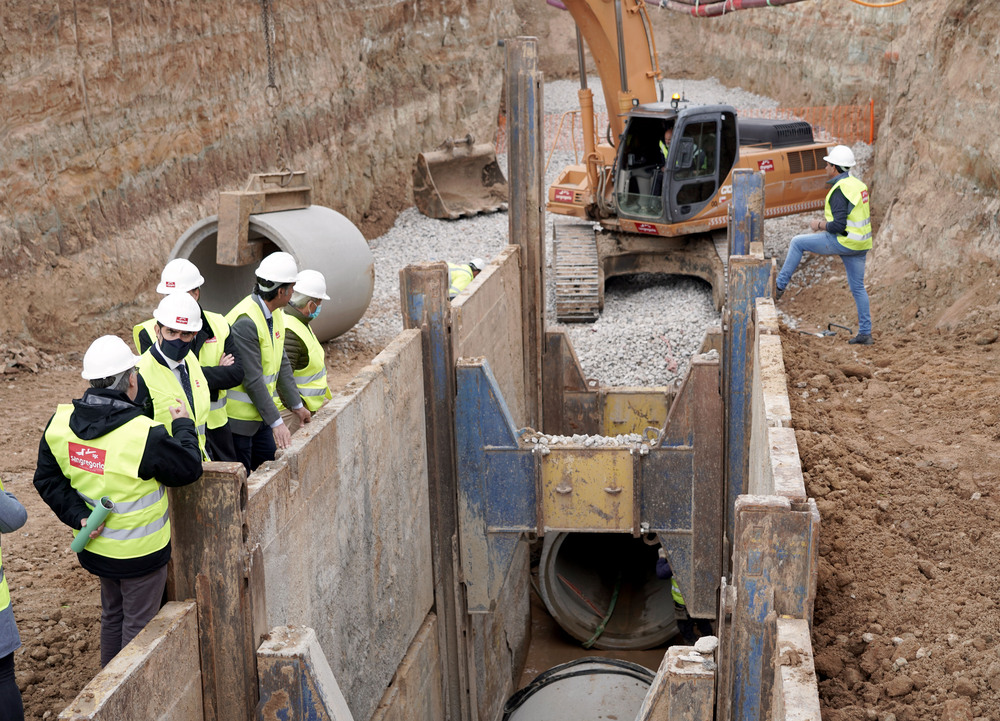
[71,497,115,553]
[582,572,623,649]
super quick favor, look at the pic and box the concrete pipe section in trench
[504,657,654,721]
[170,206,375,341]
[538,532,678,650]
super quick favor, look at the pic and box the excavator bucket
[413,135,509,219]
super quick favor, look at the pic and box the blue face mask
[308,304,322,320]
[160,337,192,362]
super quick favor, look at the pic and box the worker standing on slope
[0,476,28,720]
[33,336,203,666]
[133,258,243,462]
[775,145,873,345]
[135,294,214,461]
[448,258,486,299]
[225,252,311,472]
[279,269,333,434]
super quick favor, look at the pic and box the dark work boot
[774,285,785,301]
[848,333,873,345]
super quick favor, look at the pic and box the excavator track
[553,223,602,323]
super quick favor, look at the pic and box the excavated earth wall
[2,1,998,339]
[1,0,517,346]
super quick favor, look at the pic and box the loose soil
[4,255,999,720]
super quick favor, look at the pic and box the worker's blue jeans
[777,231,871,335]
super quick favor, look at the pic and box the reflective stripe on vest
[0,478,9,611]
[825,175,872,251]
[44,406,170,559]
[199,311,232,430]
[225,296,284,423]
[137,352,211,461]
[283,315,332,412]
[132,319,157,353]
[448,263,474,297]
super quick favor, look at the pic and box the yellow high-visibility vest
[225,296,285,423]
[137,352,211,460]
[448,263,474,298]
[45,407,170,559]
[199,311,232,430]
[282,315,332,412]
[134,312,232,430]
[826,176,872,251]
[0,477,10,611]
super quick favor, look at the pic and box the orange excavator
[549,0,834,320]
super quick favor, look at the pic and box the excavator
[549,0,835,320]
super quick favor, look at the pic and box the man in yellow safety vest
[133,258,243,462]
[448,258,486,299]
[226,252,311,472]
[279,269,333,434]
[135,293,215,461]
[0,476,28,716]
[33,335,203,666]
[775,144,873,345]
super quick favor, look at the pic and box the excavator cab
[614,104,738,224]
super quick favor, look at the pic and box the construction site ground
[2,251,997,721]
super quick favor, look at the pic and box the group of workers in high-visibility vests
[20,251,335,695]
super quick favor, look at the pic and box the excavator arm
[561,0,663,142]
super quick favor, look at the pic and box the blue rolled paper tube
[71,496,115,553]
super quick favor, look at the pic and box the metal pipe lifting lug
[604,486,623,495]
[556,484,573,495]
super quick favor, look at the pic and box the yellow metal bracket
[216,172,312,267]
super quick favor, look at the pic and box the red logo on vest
[861,189,869,204]
[757,159,774,173]
[69,442,106,475]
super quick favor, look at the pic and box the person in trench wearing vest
[278,270,334,434]
[32,336,203,667]
[0,476,28,720]
[774,144,874,345]
[226,252,311,472]
[134,293,218,461]
[133,258,243,462]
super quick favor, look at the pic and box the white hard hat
[153,292,204,332]
[255,251,299,284]
[469,258,487,271]
[156,258,205,294]
[81,335,140,380]
[293,269,330,300]
[823,145,856,169]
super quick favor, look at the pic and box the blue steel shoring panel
[456,361,534,612]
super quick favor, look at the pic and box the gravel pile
[351,76,868,386]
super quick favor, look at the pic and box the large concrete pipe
[538,533,677,650]
[503,658,653,720]
[170,206,374,341]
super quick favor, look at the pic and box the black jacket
[33,388,203,578]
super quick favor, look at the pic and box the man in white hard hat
[775,144,874,345]
[448,258,486,299]
[133,294,214,461]
[33,335,202,667]
[225,251,311,471]
[279,269,334,433]
[133,258,243,463]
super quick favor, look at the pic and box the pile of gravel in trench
[354,76,870,387]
